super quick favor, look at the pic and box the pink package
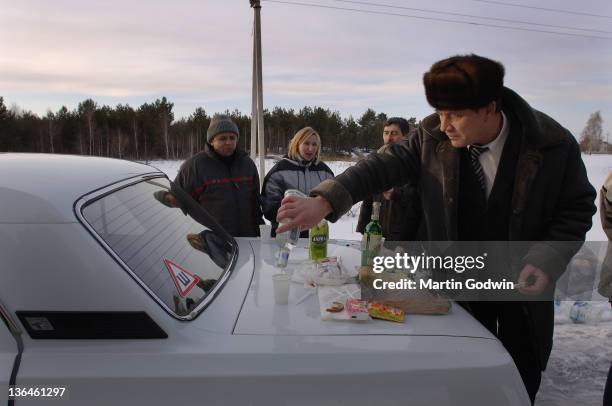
[345,298,370,320]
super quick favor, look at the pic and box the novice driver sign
[164,259,200,297]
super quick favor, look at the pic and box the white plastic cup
[259,224,272,242]
[272,273,291,305]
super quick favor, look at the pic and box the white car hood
[233,240,495,339]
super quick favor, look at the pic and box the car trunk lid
[233,241,495,339]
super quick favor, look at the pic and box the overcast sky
[1,0,611,137]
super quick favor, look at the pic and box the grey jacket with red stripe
[175,145,264,237]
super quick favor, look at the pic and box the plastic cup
[272,273,291,305]
[259,224,272,242]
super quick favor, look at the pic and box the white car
[0,154,530,405]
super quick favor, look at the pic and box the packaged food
[367,273,451,315]
[318,256,340,270]
[368,302,405,323]
[345,298,370,320]
[326,301,344,313]
[318,284,364,321]
[314,257,350,285]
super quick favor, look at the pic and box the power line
[471,0,612,20]
[329,0,612,34]
[262,0,612,40]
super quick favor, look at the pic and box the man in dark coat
[277,54,596,403]
[175,114,264,237]
[357,117,422,241]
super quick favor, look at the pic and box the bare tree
[45,110,55,153]
[154,97,174,159]
[117,128,123,158]
[579,111,603,153]
[132,116,139,159]
[78,99,97,155]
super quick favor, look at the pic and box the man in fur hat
[277,54,596,403]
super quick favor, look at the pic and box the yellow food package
[368,302,405,323]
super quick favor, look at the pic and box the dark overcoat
[313,87,597,368]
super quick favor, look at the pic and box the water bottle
[276,189,306,249]
[276,246,290,268]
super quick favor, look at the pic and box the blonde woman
[262,127,334,236]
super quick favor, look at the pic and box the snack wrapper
[294,256,356,286]
[368,302,405,323]
[345,298,370,321]
[319,284,365,321]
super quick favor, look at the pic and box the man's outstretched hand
[276,195,333,234]
[517,264,549,296]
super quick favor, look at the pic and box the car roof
[0,153,164,223]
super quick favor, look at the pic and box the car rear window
[81,178,234,318]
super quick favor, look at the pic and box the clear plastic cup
[259,224,272,242]
[272,273,291,305]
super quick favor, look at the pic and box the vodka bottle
[361,201,383,266]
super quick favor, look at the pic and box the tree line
[0,96,417,160]
[1,95,606,158]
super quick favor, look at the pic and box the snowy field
[150,153,612,241]
[150,154,612,406]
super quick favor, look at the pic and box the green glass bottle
[309,220,329,262]
[361,201,383,266]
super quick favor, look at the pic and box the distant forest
[0,96,417,160]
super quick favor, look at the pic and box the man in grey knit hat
[175,114,264,237]
[206,114,240,156]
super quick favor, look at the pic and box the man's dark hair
[384,117,410,136]
[423,54,505,111]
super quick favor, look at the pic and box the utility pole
[250,12,257,163]
[250,0,265,186]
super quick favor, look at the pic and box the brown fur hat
[423,54,505,110]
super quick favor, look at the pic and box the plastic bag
[292,256,356,286]
[569,301,604,324]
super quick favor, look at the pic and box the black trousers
[468,301,542,405]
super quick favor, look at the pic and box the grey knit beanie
[207,115,239,143]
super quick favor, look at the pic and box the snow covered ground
[150,154,612,406]
[150,153,611,241]
[148,157,363,240]
[539,301,612,406]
